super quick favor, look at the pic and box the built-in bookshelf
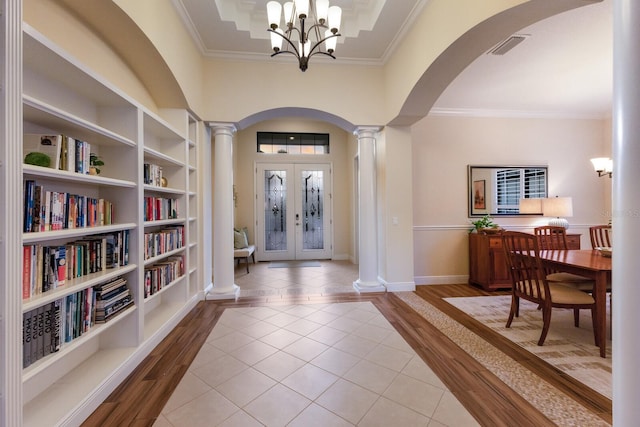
[187,113,200,296]
[15,24,201,427]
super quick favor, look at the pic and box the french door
[256,163,332,261]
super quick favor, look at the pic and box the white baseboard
[377,277,416,292]
[414,275,468,285]
[385,281,416,292]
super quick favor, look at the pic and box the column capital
[208,122,237,136]
[353,126,382,139]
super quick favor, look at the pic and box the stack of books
[93,277,133,323]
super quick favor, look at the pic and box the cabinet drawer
[566,234,581,249]
[488,237,503,249]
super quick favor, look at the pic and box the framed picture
[473,179,486,210]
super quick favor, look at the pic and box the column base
[353,279,386,293]
[206,284,240,300]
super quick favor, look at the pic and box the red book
[23,246,31,299]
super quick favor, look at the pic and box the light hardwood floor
[81,262,611,426]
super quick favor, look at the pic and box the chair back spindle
[534,226,568,250]
[590,225,612,248]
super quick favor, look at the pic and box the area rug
[444,295,611,399]
[269,260,321,268]
[396,292,610,426]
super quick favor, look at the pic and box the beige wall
[412,114,612,284]
[233,119,354,261]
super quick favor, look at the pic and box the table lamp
[519,198,543,214]
[542,196,573,229]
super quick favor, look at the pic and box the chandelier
[266,0,342,72]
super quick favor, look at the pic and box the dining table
[538,249,612,357]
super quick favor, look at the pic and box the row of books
[144,256,184,298]
[22,230,130,300]
[24,180,114,233]
[24,133,93,174]
[143,163,163,187]
[22,277,133,369]
[144,196,179,222]
[22,245,66,299]
[144,226,184,260]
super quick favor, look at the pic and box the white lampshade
[294,0,309,18]
[325,29,337,52]
[591,157,611,173]
[267,1,282,28]
[543,196,573,229]
[328,5,342,32]
[519,198,542,214]
[605,158,613,173]
[270,28,284,51]
[316,0,329,22]
[543,197,573,218]
[283,2,294,24]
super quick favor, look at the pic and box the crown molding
[429,107,611,120]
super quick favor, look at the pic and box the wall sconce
[519,198,543,214]
[591,157,613,178]
[542,196,573,229]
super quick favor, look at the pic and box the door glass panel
[301,170,324,250]
[264,170,287,251]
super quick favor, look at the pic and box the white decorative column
[353,127,385,292]
[207,123,239,299]
[613,0,640,423]
[1,0,24,424]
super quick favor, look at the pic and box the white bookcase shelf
[22,264,137,312]
[144,246,186,266]
[23,164,137,187]
[143,184,186,195]
[9,24,203,427]
[22,223,137,244]
[143,218,186,228]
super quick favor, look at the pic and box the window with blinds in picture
[496,167,547,214]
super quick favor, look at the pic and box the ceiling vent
[488,34,529,55]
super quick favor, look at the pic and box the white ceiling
[173,0,612,118]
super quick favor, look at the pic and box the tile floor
[153,261,479,426]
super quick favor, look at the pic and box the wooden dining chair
[534,226,595,286]
[590,225,613,335]
[534,226,595,326]
[590,225,612,248]
[502,231,599,346]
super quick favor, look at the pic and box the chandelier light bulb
[283,2,294,25]
[328,5,342,33]
[325,29,337,53]
[294,0,309,19]
[316,0,329,23]
[271,28,284,52]
[266,1,282,29]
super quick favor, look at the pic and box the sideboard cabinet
[468,231,581,291]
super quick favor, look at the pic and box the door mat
[269,261,321,268]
